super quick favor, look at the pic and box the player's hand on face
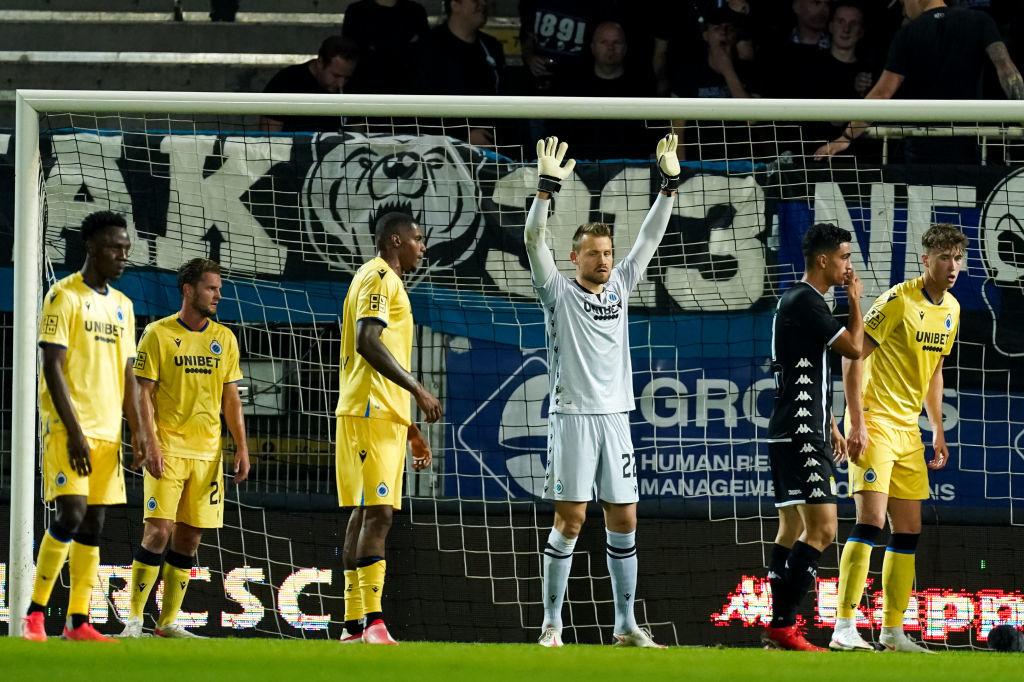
[928,429,950,470]
[813,138,850,160]
[415,386,443,423]
[845,270,863,302]
[145,442,164,479]
[846,421,868,464]
[68,432,92,476]
[233,449,250,484]
[410,429,432,471]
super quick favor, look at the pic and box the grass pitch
[1,638,1018,682]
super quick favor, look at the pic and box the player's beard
[192,293,216,319]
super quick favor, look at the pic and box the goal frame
[10,89,1023,636]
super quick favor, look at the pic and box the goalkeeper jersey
[134,314,243,460]
[860,276,959,429]
[38,271,136,443]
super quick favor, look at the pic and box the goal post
[8,90,1024,642]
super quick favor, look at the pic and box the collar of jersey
[572,279,604,297]
[77,272,110,296]
[176,316,210,333]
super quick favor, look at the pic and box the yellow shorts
[336,416,407,510]
[143,454,224,529]
[846,419,929,500]
[42,425,125,505]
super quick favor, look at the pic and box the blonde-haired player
[22,211,148,642]
[120,258,249,638]
[830,224,966,653]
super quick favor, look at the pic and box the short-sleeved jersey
[885,7,1002,100]
[767,282,845,446]
[534,256,644,415]
[38,271,136,443]
[336,257,414,425]
[133,314,243,460]
[860,276,959,429]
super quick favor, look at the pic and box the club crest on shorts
[554,479,563,495]
[55,471,67,487]
[864,468,877,484]
[147,496,158,511]
[376,482,389,497]
[210,339,223,355]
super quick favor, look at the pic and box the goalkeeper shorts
[542,412,638,504]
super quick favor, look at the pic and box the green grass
[1,639,1018,682]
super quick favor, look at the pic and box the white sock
[835,616,856,632]
[606,528,638,635]
[541,528,576,631]
[881,626,904,638]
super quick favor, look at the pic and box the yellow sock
[882,548,916,628]
[128,558,162,620]
[344,569,364,622]
[156,552,193,629]
[67,540,100,617]
[837,538,873,619]
[357,559,386,618]
[30,529,72,607]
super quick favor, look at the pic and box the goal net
[4,92,1024,647]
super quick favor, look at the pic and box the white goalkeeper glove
[536,137,576,195]
[656,133,680,192]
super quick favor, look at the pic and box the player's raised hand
[535,136,576,196]
[813,138,850,160]
[656,133,681,193]
[928,429,950,470]
[415,385,443,423]
[233,448,250,484]
[68,431,92,476]
[409,425,432,472]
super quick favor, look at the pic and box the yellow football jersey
[133,314,243,460]
[335,257,414,426]
[860,276,959,429]
[38,271,136,443]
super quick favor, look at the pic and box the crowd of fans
[261,0,1024,163]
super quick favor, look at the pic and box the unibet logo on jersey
[134,314,243,460]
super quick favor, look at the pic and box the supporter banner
[0,131,1021,509]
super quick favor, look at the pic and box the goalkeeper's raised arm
[621,133,679,274]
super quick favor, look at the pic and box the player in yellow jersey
[22,211,149,642]
[829,223,966,653]
[119,258,250,638]
[336,212,442,645]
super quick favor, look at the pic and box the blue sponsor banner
[446,336,1024,509]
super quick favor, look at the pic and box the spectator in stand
[790,0,831,48]
[415,0,506,146]
[519,0,614,93]
[553,21,657,158]
[670,7,758,162]
[342,0,429,94]
[261,36,359,134]
[815,0,1024,164]
[651,1,703,96]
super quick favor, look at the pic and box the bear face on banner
[980,166,1024,357]
[302,133,482,284]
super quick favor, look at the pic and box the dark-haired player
[529,135,678,648]
[763,222,864,651]
[120,258,249,638]
[336,211,442,645]
[22,211,148,642]
[830,224,966,653]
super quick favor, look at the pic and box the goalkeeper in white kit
[528,134,679,647]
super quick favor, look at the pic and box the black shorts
[768,441,837,507]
